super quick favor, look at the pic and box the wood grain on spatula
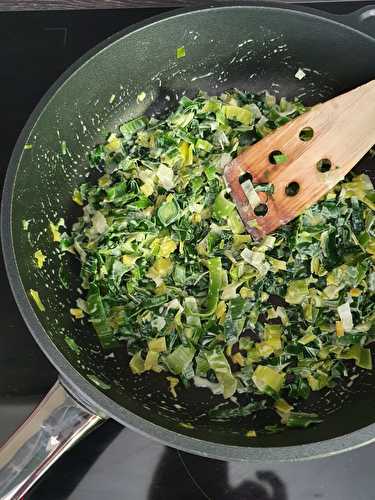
[224,80,375,239]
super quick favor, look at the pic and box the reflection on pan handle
[0,380,103,499]
[340,7,375,38]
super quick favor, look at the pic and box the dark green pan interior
[6,5,375,453]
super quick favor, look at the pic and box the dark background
[1,0,371,10]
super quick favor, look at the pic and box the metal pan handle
[340,6,375,38]
[0,380,103,499]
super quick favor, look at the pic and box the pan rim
[2,1,375,462]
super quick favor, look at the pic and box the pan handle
[0,380,103,499]
[340,6,375,38]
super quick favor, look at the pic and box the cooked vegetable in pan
[59,89,375,429]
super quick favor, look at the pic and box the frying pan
[1,3,375,498]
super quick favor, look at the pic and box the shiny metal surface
[0,381,102,499]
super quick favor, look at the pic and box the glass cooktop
[0,4,375,499]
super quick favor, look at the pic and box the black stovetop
[1,5,375,499]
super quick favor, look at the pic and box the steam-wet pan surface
[2,3,375,462]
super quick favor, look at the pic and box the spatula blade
[224,80,375,239]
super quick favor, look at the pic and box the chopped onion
[337,301,353,332]
[295,68,306,80]
[92,211,108,234]
[157,164,174,191]
[241,179,261,209]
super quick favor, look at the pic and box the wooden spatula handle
[225,80,375,239]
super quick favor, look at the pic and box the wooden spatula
[224,80,375,240]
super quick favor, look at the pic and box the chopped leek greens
[34,249,46,269]
[273,153,288,164]
[30,289,45,312]
[62,89,374,431]
[176,46,186,59]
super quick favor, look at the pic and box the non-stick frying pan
[1,3,375,498]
